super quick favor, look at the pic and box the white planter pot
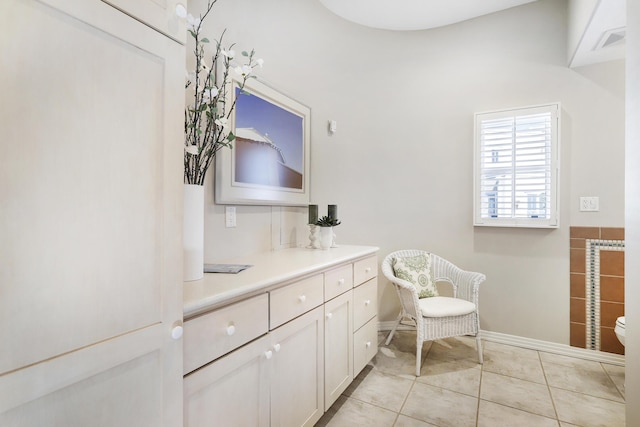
[183,184,204,281]
[318,226,333,250]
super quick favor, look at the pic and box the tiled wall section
[570,227,625,355]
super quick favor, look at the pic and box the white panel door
[0,0,184,425]
[324,291,353,410]
[270,307,324,427]
[183,335,270,427]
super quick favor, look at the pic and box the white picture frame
[215,77,311,206]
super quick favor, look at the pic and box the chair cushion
[392,253,438,298]
[419,296,476,318]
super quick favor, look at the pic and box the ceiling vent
[594,27,626,50]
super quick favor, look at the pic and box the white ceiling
[318,0,539,31]
[318,0,627,67]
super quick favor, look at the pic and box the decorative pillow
[392,253,438,298]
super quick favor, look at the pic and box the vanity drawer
[183,293,269,375]
[353,277,378,331]
[353,316,378,376]
[270,274,324,329]
[324,264,354,301]
[354,256,377,286]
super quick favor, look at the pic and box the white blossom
[201,86,219,103]
[215,117,228,128]
[255,58,264,68]
[175,4,187,18]
[222,49,235,59]
[185,145,199,155]
[186,14,201,31]
[234,65,252,77]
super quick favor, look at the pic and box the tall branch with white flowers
[180,0,263,185]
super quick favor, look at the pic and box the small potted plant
[315,215,340,249]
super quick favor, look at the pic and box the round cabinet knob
[298,295,306,303]
[365,341,371,348]
[326,312,333,320]
[364,299,371,306]
[273,343,281,353]
[171,325,183,340]
[338,278,345,285]
[365,267,372,273]
[265,350,273,360]
[226,324,236,336]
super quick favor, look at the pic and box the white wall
[625,0,639,423]
[193,0,625,345]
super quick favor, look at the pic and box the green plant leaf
[201,38,209,43]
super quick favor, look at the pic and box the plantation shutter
[474,104,559,228]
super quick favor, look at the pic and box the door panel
[0,0,184,424]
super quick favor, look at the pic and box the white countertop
[183,245,379,318]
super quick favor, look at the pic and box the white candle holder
[307,224,320,249]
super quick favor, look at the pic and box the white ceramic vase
[183,184,204,281]
[318,226,333,250]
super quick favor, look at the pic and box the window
[473,103,560,228]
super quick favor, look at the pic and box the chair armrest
[431,255,486,303]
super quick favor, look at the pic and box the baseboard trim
[378,321,625,366]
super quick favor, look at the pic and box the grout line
[539,349,562,424]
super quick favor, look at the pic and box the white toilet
[615,316,625,346]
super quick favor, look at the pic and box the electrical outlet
[225,206,236,227]
[579,196,599,212]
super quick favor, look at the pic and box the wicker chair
[382,250,485,376]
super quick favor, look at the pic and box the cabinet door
[0,0,184,425]
[184,335,270,427]
[324,291,353,410]
[270,306,324,427]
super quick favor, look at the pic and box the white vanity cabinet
[182,246,378,427]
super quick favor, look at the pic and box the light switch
[225,206,236,227]
[579,197,599,212]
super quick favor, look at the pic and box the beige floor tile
[400,382,478,427]
[393,414,438,426]
[316,395,398,427]
[482,345,546,384]
[425,336,482,363]
[416,358,481,397]
[539,351,604,369]
[477,400,559,427]
[345,369,414,412]
[602,363,625,398]
[374,331,430,379]
[328,333,625,427]
[479,371,556,418]
[542,360,624,402]
[551,387,625,427]
[483,341,541,360]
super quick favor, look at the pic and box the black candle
[308,204,318,224]
[328,204,337,220]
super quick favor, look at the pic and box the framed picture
[215,77,311,205]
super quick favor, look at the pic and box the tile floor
[316,331,625,427]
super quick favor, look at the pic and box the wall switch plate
[579,196,599,212]
[225,206,236,227]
